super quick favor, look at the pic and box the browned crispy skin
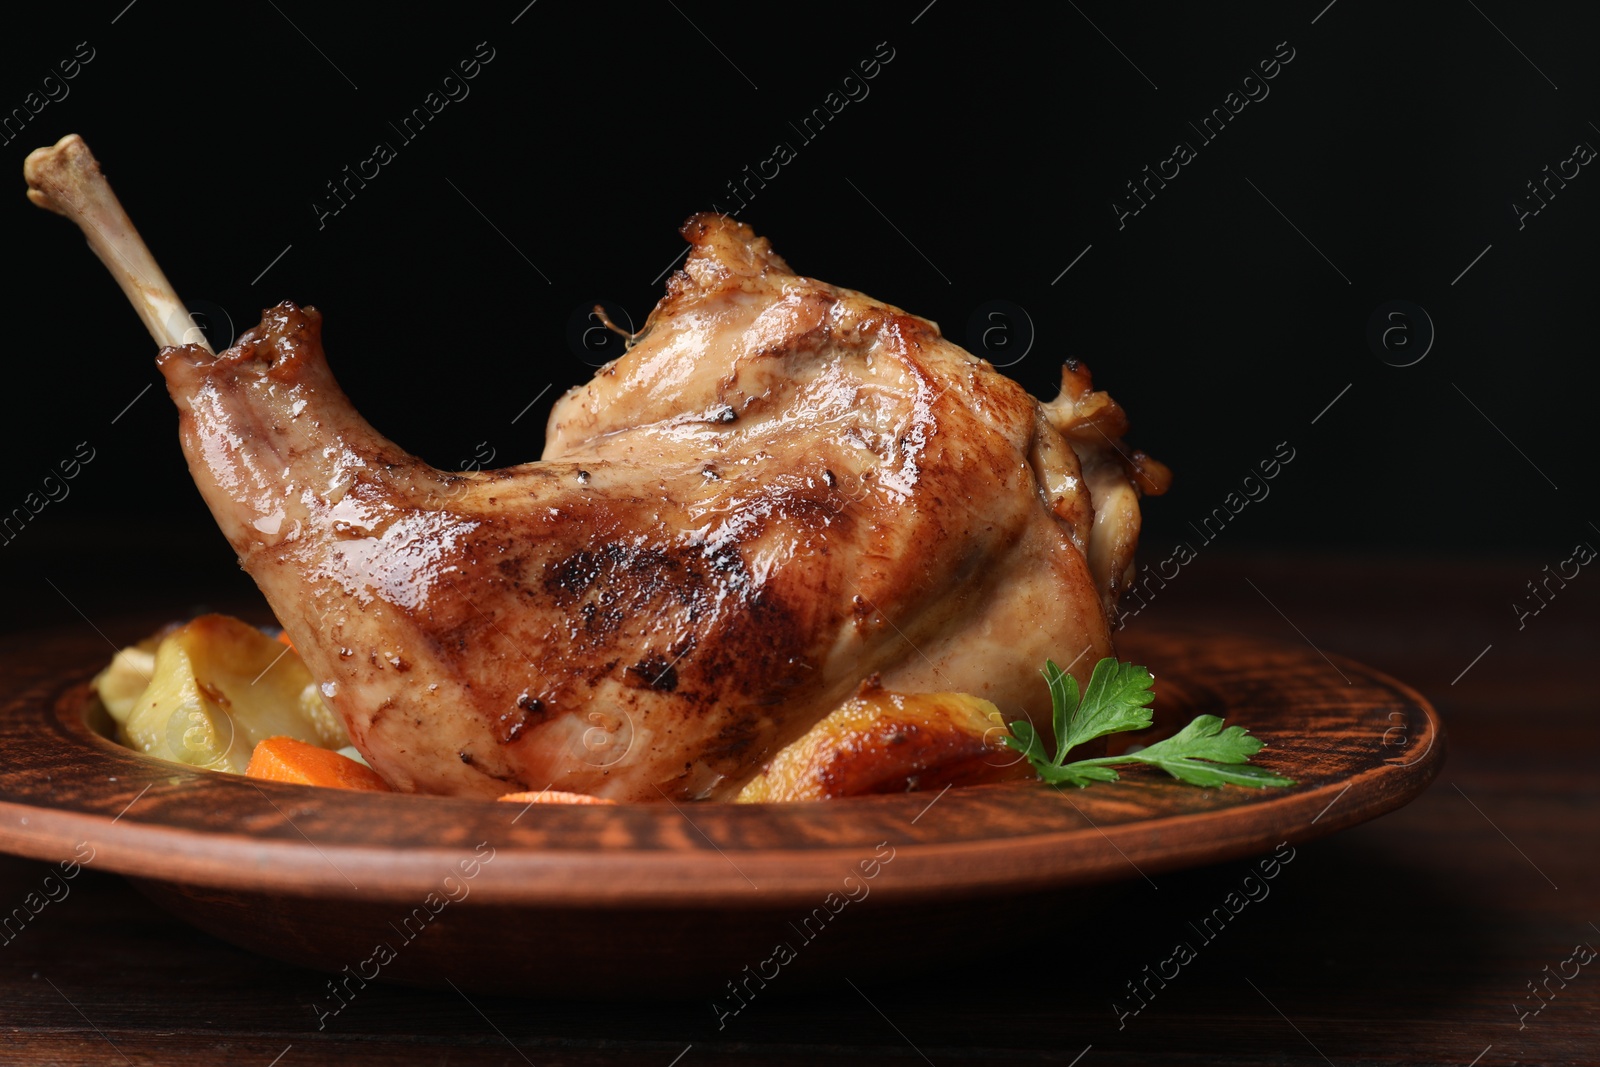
[157,215,1156,801]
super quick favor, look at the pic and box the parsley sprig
[1004,657,1296,788]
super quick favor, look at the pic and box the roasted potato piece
[735,679,1033,802]
[108,615,349,773]
[92,643,159,726]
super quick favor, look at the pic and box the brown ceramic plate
[0,621,1441,996]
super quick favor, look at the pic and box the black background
[2,1,1596,618]
[1,7,1597,1064]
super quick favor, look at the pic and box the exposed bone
[24,134,210,353]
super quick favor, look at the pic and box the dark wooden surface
[1,549,1595,1065]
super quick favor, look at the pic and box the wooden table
[2,550,1595,1065]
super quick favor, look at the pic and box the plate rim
[0,625,1445,908]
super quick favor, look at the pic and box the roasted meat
[25,134,1168,801]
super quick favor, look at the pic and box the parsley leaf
[1003,658,1296,789]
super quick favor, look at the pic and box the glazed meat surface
[155,215,1160,800]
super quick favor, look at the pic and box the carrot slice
[246,736,392,792]
[496,789,615,805]
[275,631,295,650]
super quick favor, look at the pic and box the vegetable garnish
[246,735,392,792]
[1004,657,1296,789]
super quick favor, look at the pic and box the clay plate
[0,620,1442,997]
